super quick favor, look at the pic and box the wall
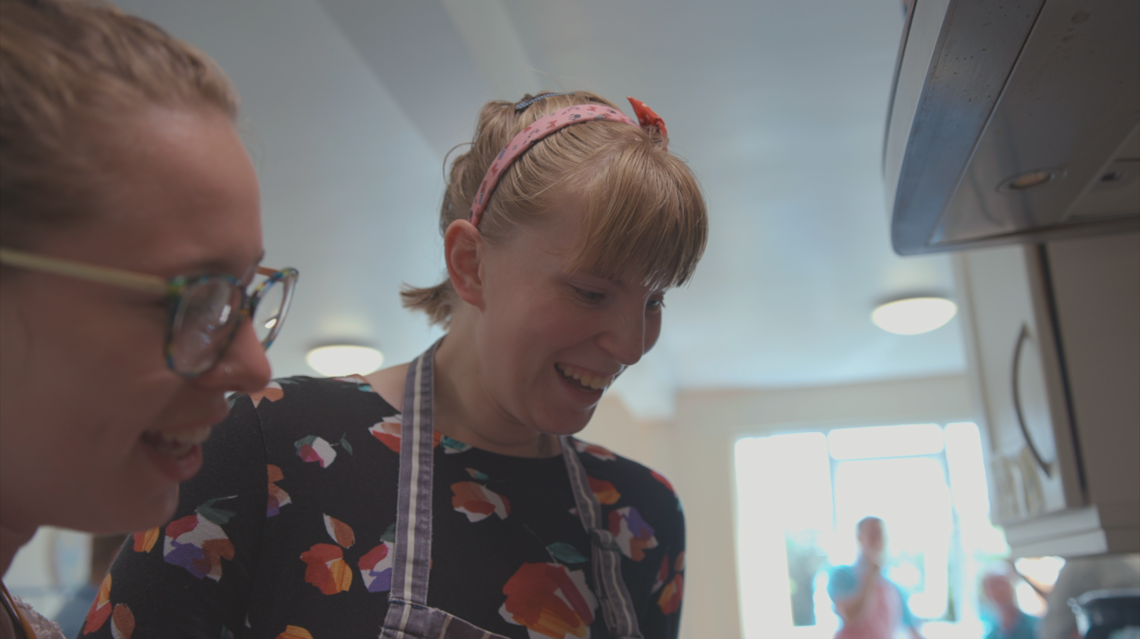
[580,373,975,639]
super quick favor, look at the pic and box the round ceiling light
[871,297,957,335]
[997,167,1066,192]
[305,344,384,377]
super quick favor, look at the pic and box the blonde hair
[0,0,238,249]
[402,91,708,326]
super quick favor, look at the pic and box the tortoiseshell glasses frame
[0,247,298,377]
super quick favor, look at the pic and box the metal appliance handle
[1011,323,1053,477]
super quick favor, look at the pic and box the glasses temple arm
[0,248,167,294]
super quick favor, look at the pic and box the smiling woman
[97,91,706,638]
[0,0,295,634]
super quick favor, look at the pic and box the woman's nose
[600,307,650,367]
[197,318,272,392]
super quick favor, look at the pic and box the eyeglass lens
[169,279,243,375]
[167,272,292,376]
[251,278,286,347]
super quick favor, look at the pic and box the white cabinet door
[954,245,1084,526]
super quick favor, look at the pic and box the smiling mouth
[555,363,613,392]
[140,426,213,458]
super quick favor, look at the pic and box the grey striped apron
[378,341,643,639]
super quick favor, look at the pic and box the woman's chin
[76,482,181,535]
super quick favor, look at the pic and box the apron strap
[388,341,442,610]
[559,436,644,639]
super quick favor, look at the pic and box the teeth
[556,363,611,391]
[142,426,212,458]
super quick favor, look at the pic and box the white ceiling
[114,0,966,419]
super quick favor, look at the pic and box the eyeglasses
[0,247,298,378]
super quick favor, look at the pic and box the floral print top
[81,376,685,639]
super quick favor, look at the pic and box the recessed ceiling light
[305,344,384,377]
[997,167,1065,192]
[871,297,957,335]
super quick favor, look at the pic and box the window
[734,423,1009,638]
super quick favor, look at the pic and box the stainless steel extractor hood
[884,0,1140,255]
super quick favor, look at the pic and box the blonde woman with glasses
[0,1,297,635]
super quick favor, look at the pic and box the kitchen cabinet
[953,233,1140,558]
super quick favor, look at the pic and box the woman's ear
[444,219,484,310]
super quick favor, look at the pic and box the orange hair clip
[627,96,668,144]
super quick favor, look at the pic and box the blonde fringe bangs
[491,120,707,291]
[400,91,708,326]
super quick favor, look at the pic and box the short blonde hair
[402,91,708,326]
[0,0,238,249]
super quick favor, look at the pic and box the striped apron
[379,341,643,639]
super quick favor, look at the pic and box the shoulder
[569,437,685,551]
[237,374,395,414]
[230,374,397,429]
[571,438,681,509]
[210,375,399,469]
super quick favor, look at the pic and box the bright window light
[871,297,957,335]
[305,345,384,377]
[734,423,1009,636]
[735,433,833,636]
[828,424,944,460]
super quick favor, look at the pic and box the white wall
[580,373,975,639]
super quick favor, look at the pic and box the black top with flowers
[82,375,685,639]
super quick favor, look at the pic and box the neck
[0,521,36,579]
[433,330,554,458]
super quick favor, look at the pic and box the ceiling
[114,0,967,419]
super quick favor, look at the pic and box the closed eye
[573,286,606,304]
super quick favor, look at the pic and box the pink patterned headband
[468,96,669,227]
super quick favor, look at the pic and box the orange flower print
[499,562,597,638]
[163,512,235,581]
[607,506,658,561]
[657,574,683,615]
[111,603,135,639]
[248,381,283,407]
[573,439,616,461]
[267,464,292,517]
[369,416,445,453]
[323,514,356,548]
[301,543,353,595]
[82,572,112,635]
[451,481,510,522]
[132,527,159,553]
[301,514,356,595]
[275,626,314,639]
[587,476,620,505]
[368,416,403,453]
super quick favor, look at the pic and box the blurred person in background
[828,516,925,639]
[981,565,1039,639]
[0,0,295,634]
